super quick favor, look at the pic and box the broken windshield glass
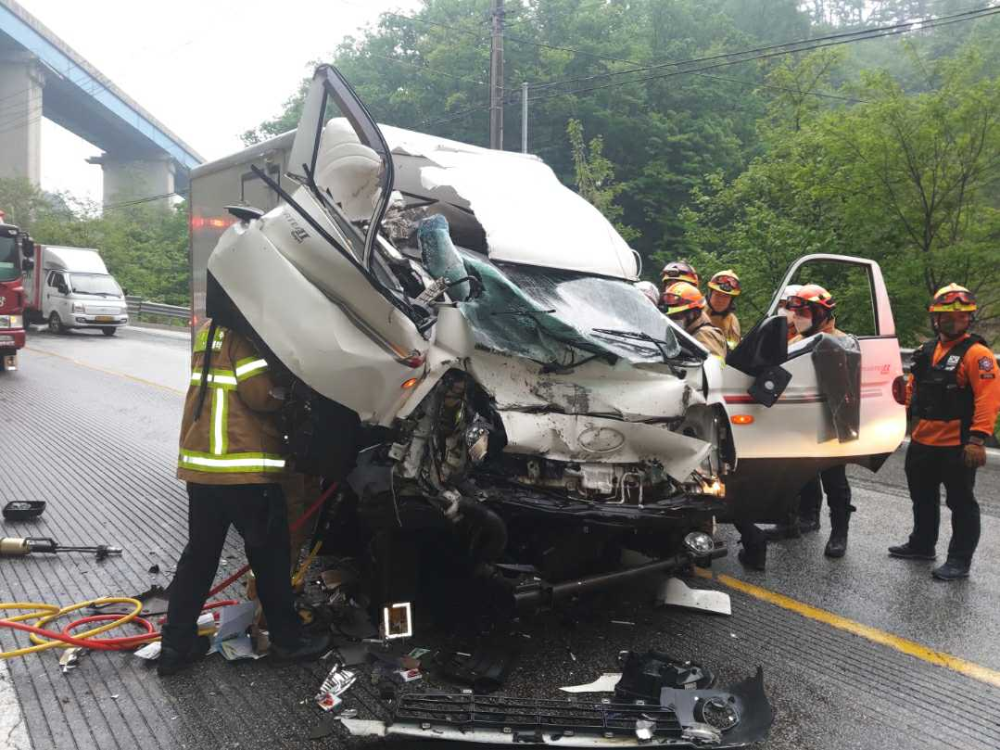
[456,255,680,366]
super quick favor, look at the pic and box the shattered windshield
[70,274,122,297]
[457,254,680,367]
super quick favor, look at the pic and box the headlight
[0,316,8,328]
[8,315,22,329]
[72,303,85,313]
[683,531,715,556]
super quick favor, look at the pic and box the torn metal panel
[500,411,711,479]
[468,350,698,422]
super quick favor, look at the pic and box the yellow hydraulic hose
[1,598,142,659]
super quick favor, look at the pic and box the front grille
[395,694,683,739]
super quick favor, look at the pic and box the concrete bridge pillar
[87,154,176,208]
[0,52,45,184]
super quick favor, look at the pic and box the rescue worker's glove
[963,442,987,469]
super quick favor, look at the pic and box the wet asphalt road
[4,325,1000,750]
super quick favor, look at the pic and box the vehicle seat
[314,118,383,222]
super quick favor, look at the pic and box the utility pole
[521,81,529,153]
[489,0,505,150]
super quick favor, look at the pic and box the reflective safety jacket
[688,312,728,359]
[177,321,288,484]
[907,333,1000,447]
[708,310,741,350]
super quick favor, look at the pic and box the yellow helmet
[708,270,741,296]
[929,283,976,313]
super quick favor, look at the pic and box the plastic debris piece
[656,577,731,616]
[134,641,162,660]
[394,668,422,683]
[611,620,635,626]
[315,664,357,712]
[148,564,161,575]
[59,648,83,673]
[635,719,655,741]
[219,634,265,661]
[559,673,622,694]
[213,601,256,646]
[336,643,367,667]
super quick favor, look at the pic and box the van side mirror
[18,234,33,259]
[57,283,69,295]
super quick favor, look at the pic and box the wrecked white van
[190,65,907,615]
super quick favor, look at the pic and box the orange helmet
[929,283,976,313]
[662,281,706,315]
[661,261,699,287]
[708,270,741,296]
[786,283,835,311]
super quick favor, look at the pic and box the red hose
[206,482,338,598]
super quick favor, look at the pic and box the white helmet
[636,281,660,306]
[780,284,803,303]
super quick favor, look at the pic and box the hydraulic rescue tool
[0,537,123,560]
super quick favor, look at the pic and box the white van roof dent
[318,120,639,280]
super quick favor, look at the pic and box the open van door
[719,254,906,522]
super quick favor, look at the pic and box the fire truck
[0,209,32,372]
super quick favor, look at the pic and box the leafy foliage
[0,177,189,305]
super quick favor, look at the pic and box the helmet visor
[711,275,740,293]
[930,290,976,310]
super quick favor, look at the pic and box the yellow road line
[695,567,1000,689]
[25,346,185,395]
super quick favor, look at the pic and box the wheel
[48,312,65,334]
[101,327,117,337]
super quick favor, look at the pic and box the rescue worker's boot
[763,507,801,541]
[824,505,855,559]
[735,523,767,571]
[158,635,212,677]
[932,558,970,581]
[799,508,821,534]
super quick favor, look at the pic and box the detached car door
[719,254,907,522]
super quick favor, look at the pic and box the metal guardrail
[125,295,190,322]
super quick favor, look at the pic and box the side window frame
[767,253,895,340]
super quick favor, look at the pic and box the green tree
[566,118,638,243]
[681,47,1000,346]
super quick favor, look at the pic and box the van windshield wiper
[592,328,674,364]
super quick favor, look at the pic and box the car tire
[101,327,117,337]
[48,312,65,334]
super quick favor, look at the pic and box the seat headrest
[314,118,383,222]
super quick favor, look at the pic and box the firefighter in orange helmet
[786,284,856,558]
[889,285,1000,580]
[661,282,727,358]
[707,270,742,350]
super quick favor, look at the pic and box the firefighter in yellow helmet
[160,319,332,675]
[889,285,1000,580]
[661,281,727,358]
[707,270,742,350]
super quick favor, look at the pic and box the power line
[361,50,488,86]
[414,4,995,134]
[529,2,1000,93]
[525,8,1000,105]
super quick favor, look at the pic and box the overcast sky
[19,0,421,202]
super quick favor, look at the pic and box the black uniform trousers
[799,465,852,518]
[904,440,980,563]
[162,482,300,654]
